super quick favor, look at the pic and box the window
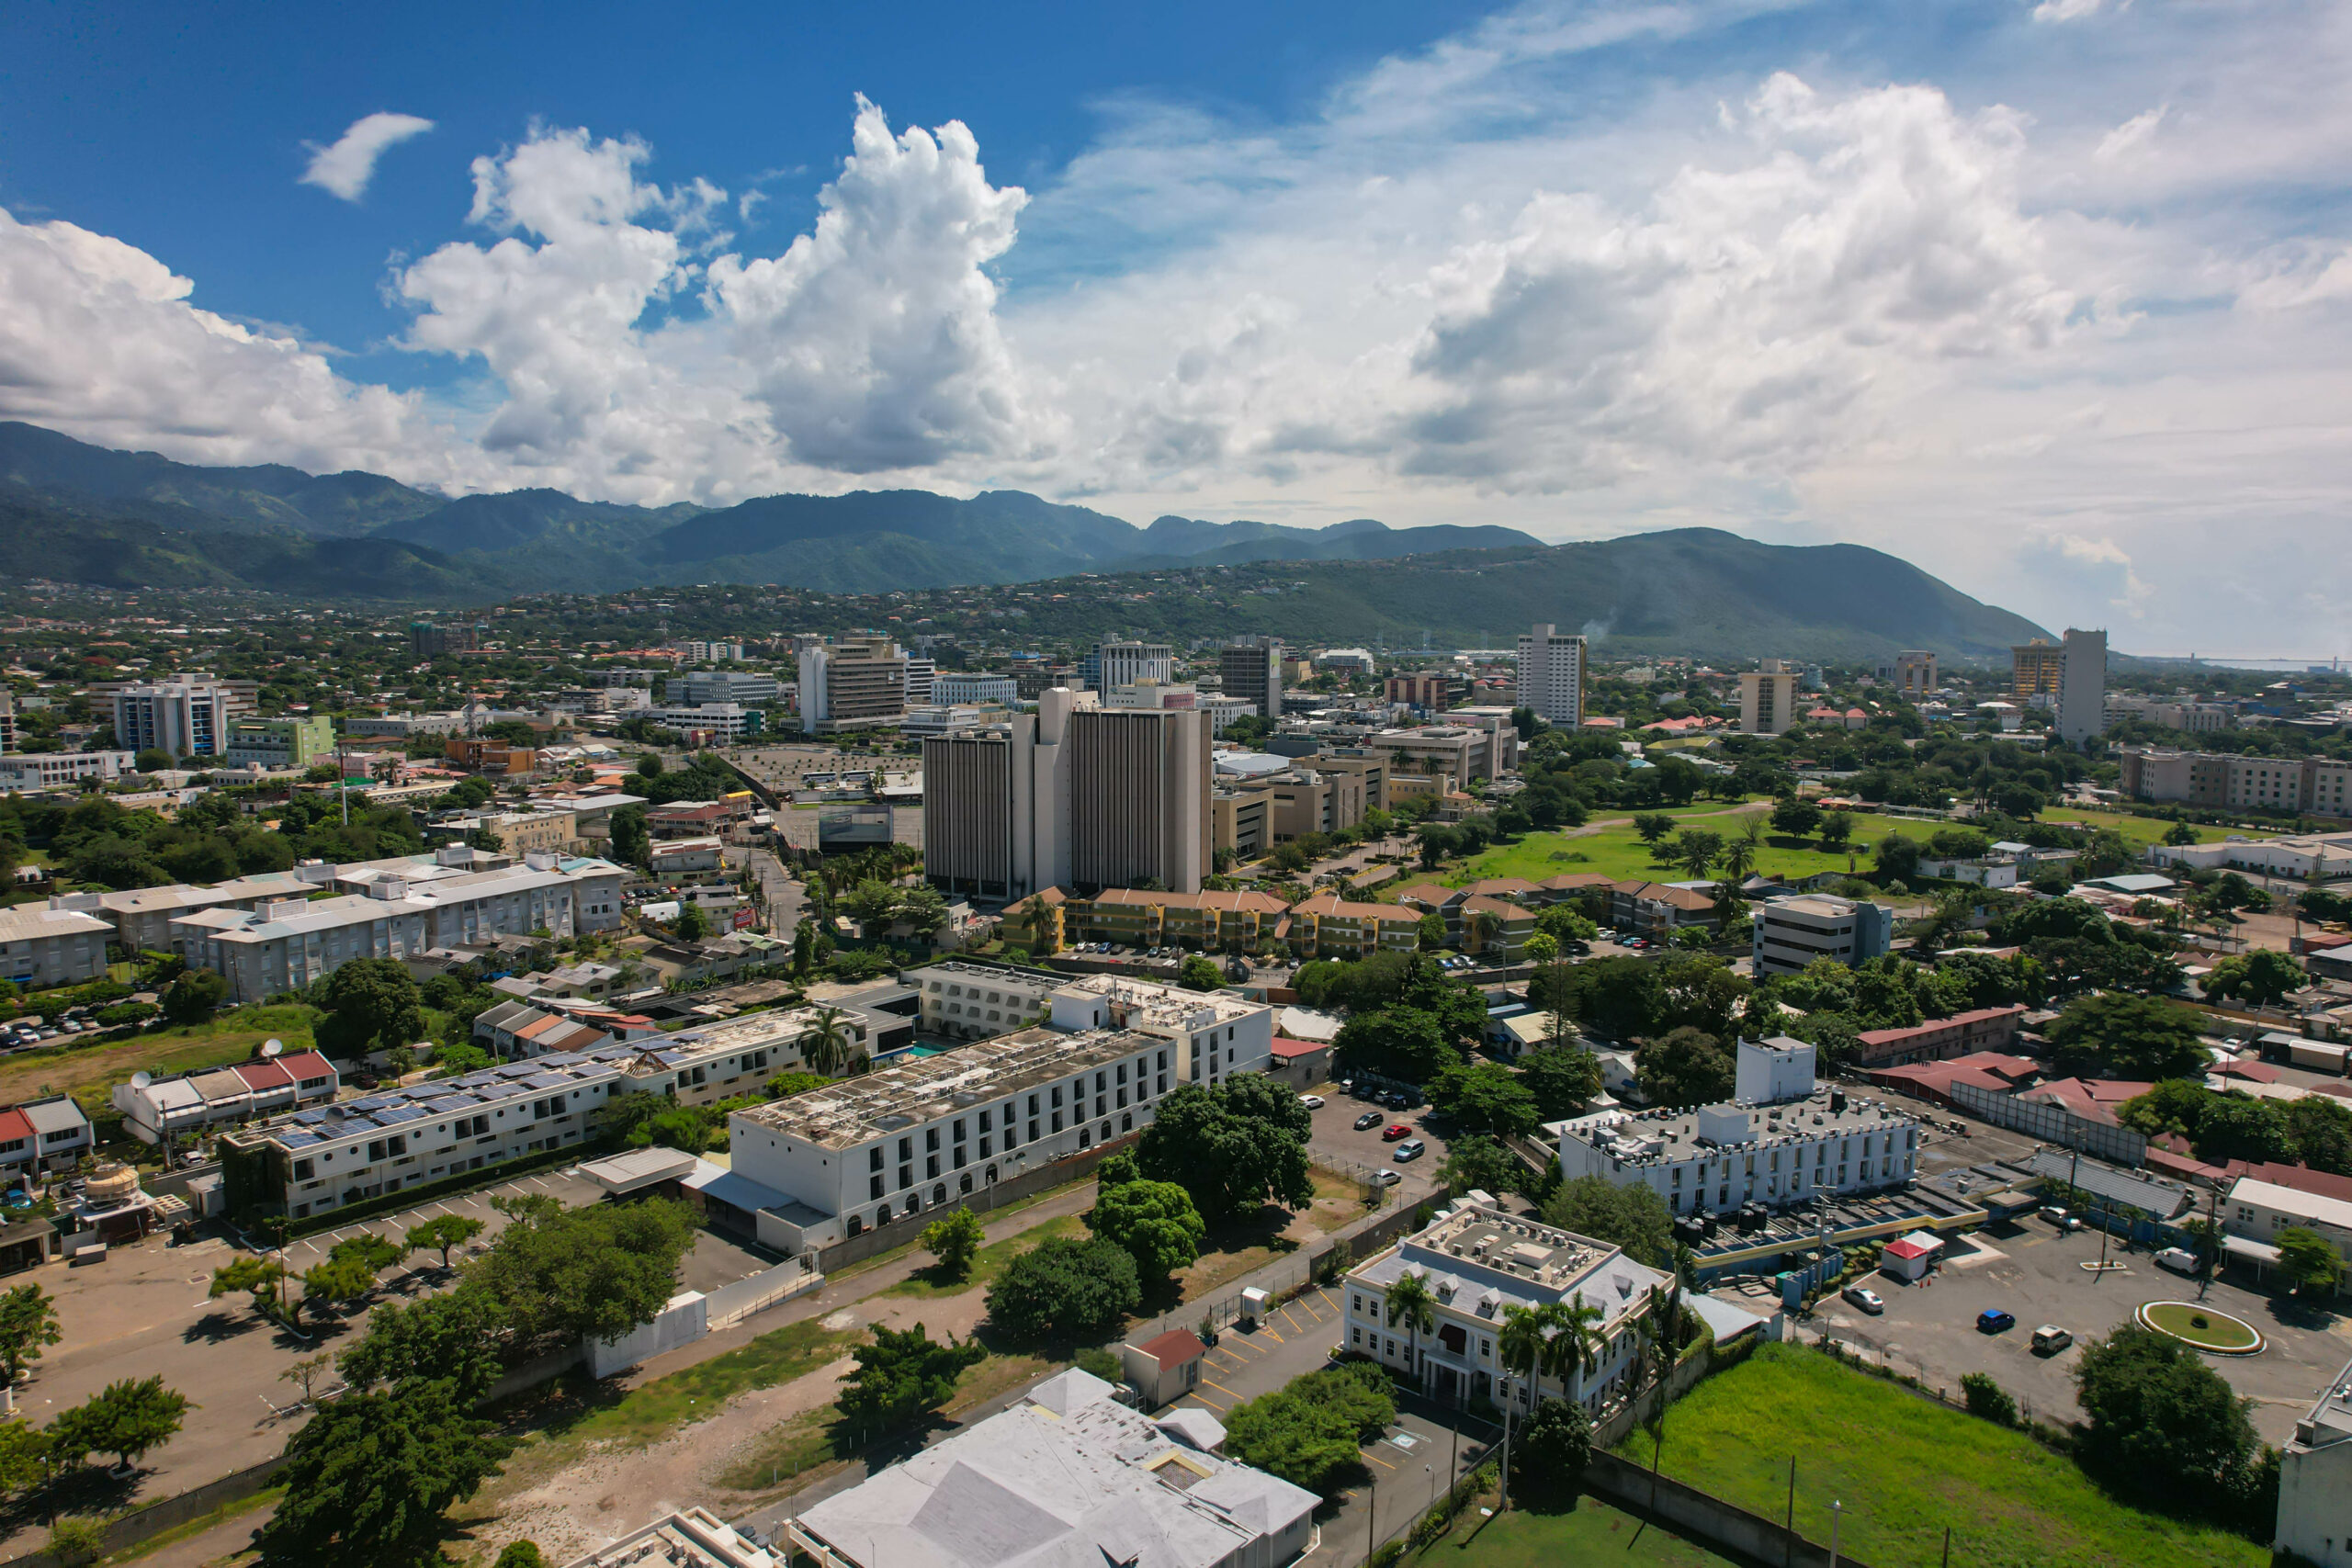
[870,1176,884,1201]
[869,1147,884,1171]
[926,1154,940,1179]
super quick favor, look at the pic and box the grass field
[0,1002,322,1114]
[881,1213,1087,1300]
[1448,808,1920,889]
[1416,1500,1736,1566]
[2042,808,2275,847]
[1617,1345,2266,1568]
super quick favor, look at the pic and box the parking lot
[1301,1085,1453,1203]
[1810,1213,2352,1443]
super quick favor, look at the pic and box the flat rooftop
[739,1025,1159,1151]
[1050,973,1265,1029]
[1556,1090,1917,1165]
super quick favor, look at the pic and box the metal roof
[2024,1148,2193,1218]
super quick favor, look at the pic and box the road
[725,843,803,934]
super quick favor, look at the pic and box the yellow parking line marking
[1202,1377,1246,1403]
[1263,1325,1286,1344]
[1363,1450,1396,1471]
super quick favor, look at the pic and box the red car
[1382,1123,1412,1141]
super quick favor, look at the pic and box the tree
[610,804,650,866]
[2202,948,2306,1010]
[48,1376,188,1472]
[1135,1077,1315,1224]
[1510,1396,1593,1512]
[1426,1062,1541,1138]
[2277,1226,2346,1298]
[337,1290,510,1400]
[405,1214,487,1270]
[919,1207,987,1280]
[1418,911,1447,950]
[2283,1094,2352,1176]
[1178,954,1225,992]
[1770,797,1823,840]
[45,1518,103,1568]
[635,750,664,778]
[209,1255,288,1321]
[844,879,900,936]
[495,1544,549,1568]
[1633,813,1676,848]
[1223,1364,1393,1495]
[0,1285,62,1383]
[132,748,176,774]
[1961,1371,2019,1427]
[2164,819,2201,847]
[2046,993,2206,1081]
[1670,829,1724,883]
[469,1196,699,1351]
[1330,1007,1463,1085]
[1876,832,1923,883]
[312,958,427,1061]
[1089,1179,1206,1280]
[764,1069,828,1101]
[986,1235,1141,1342]
[1439,1134,1525,1197]
[257,1379,514,1566]
[2074,1325,2258,1503]
[0,1420,49,1498]
[836,1324,987,1435]
[673,902,711,942]
[1385,1269,1437,1380]
[799,1007,859,1077]
[1519,1047,1603,1120]
[160,966,228,1025]
[1541,1176,1674,1268]
[1634,1027,1734,1109]
[1818,812,1854,854]
[280,1353,334,1406]
[301,1256,381,1325]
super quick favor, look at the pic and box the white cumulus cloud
[300,112,436,202]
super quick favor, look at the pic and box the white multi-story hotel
[1043,972,1275,1088]
[902,959,1068,1040]
[1343,1201,1667,1416]
[729,1024,1172,1253]
[1554,1038,1920,1216]
[1515,623,1586,728]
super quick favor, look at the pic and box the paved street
[725,843,803,934]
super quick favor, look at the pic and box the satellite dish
[261,1039,284,1058]
[130,1071,153,1089]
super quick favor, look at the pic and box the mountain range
[0,421,2050,660]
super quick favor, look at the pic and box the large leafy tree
[469,1196,699,1351]
[0,1285,62,1383]
[919,1207,987,1280]
[160,966,228,1025]
[1634,1027,1735,1109]
[986,1235,1141,1343]
[1223,1364,1393,1495]
[1089,1179,1206,1280]
[2073,1325,2258,1504]
[337,1291,511,1401]
[312,958,428,1061]
[836,1325,987,1435]
[258,1379,514,1567]
[1426,1062,1541,1138]
[2278,1227,2346,1298]
[2045,993,2206,1081]
[1510,1396,1593,1513]
[1541,1176,1675,1269]
[1135,1077,1314,1224]
[405,1213,487,1270]
[2201,949,2306,1010]
[1439,1134,1526,1197]
[1330,1007,1461,1085]
[1518,1048,1603,1120]
[48,1376,188,1472]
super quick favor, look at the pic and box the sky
[1,0,2347,656]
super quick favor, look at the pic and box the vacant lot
[0,1002,322,1113]
[1621,1344,2266,1568]
[1417,1500,1737,1567]
[2042,808,2274,847]
[1452,807,1916,889]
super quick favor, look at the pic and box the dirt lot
[1810,1213,2352,1444]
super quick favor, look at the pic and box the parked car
[2154,1247,2201,1275]
[1298,1095,1326,1110]
[2031,1325,2074,1354]
[1353,1111,1385,1131]
[1843,1285,1885,1314]
[1976,1309,2016,1334]
[1394,1139,1427,1161]
[1371,1169,1402,1188]
[1382,1123,1412,1141]
[2039,1204,2080,1231]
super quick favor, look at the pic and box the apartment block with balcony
[0,898,115,989]
[1286,891,1423,957]
[222,715,337,770]
[109,676,255,759]
[902,959,1067,1040]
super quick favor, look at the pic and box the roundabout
[2135,1300,2266,1355]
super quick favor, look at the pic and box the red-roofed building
[1854,1006,2028,1068]
[1863,1051,2040,1108]
[1122,1328,1209,1406]
[1267,1036,1331,1089]
[2018,1077,2152,1126]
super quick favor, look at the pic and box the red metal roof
[232,1060,294,1091]
[1270,1037,1326,1059]
[0,1110,31,1145]
[1136,1328,1207,1368]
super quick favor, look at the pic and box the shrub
[1961,1371,2019,1428]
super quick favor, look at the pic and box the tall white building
[1092,641,1174,691]
[922,690,1209,898]
[1514,624,1586,727]
[1738,660,1802,736]
[2056,627,2109,745]
[111,676,252,759]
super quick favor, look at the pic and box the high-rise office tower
[923,692,1209,898]
[1514,624,1586,726]
[1088,642,1174,693]
[2054,628,2108,744]
[1738,660,1801,736]
[799,638,908,733]
[1893,650,1938,699]
[111,676,254,759]
[1219,637,1284,723]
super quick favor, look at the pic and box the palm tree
[801,1007,855,1076]
[1466,907,1500,959]
[1496,1303,1549,1509]
[1719,825,1759,891]
[1548,1297,1607,1404]
[1385,1270,1438,1393]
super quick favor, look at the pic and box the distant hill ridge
[0,421,2049,659]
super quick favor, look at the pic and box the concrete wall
[810,1132,1141,1274]
[1583,1450,1876,1568]
[588,1290,709,1378]
[706,1256,822,1328]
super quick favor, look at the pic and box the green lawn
[1416,1500,1736,1567]
[1617,1345,2265,1568]
[0,1002,323,1114]
[2041,808,2275,847]
[1449,809,1919,889]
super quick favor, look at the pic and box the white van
[2153,1247,2200,1275]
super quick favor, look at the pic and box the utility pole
[1785,1459,1797,1568]
[1828,1499,1843,1568]
[1367,1472,1376,1565]
[2199,1182,2220,1300]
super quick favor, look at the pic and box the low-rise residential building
[0,750,137,789]
[568,1508,776,1568]
[644,704,763,744]
[729,1024,1171,1252]
[1055,886,1290,953]
[222,715,336,770]
[1343,1201,1666,1417]
[1555,1038,1921,1215]
[110,1051,338,1145]
[1611,880,1721,935]
[2225,1176,2352,1292]
[2119,746,2352,817]
[0,1098,94,1174]
[902,959,1066,1040]
[96,874,318,953]
[1286,890,1423,957]
[0,898,115,988]
[1750,893,1894,976]
[1853,1005,2028,1068]
[648,837,724,878]
[786,1367,1316,1568]
[1458,894,1536,962]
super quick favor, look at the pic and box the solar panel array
[247,1046,624,1145]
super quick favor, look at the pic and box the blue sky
[2,0,2348,652]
